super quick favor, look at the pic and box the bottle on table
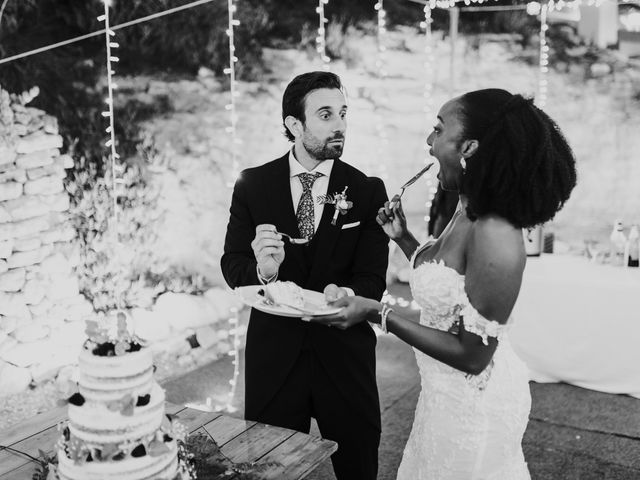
[609,220,627,266]
[625,225,639,268]
[523,225,543,257]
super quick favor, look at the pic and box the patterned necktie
[296,172,323,240]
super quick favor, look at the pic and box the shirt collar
[288,147,334,179]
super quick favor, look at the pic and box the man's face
[300,88,347,160]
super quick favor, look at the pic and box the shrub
[64,155,164,312]
[65,132,214,311]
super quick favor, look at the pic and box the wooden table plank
[203,415,256,446]
[0,424,59,476]
[258,432,338,480]
[220,422,296,464]
[0,460,38,480]
[166,403,187,416]
[0,406,66,446]
[170,408,223,434]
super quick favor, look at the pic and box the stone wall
[0,88,91,396]
[0,87,246,400]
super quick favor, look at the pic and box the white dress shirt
[288,149,333,234]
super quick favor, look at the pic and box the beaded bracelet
[380,304,393,334]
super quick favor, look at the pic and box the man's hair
[282,71,343,142]
[456,88,577,228]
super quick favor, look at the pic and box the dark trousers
[247,347,380,480]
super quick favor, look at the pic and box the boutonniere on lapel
[317,186,353,225]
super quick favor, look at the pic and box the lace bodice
[410,256,509,346]
[396,245,531,480]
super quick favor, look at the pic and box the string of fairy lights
[420,4,439,227]
[222,0,242,412]
[98,0,125,311]
[538,2,549,108]
[225,306,241,412]
[315,0,331,70]
[374,0,390,181]
[224,0,242,187]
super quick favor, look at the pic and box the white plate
[235,285,342,318]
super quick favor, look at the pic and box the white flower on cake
[83,311,145,357]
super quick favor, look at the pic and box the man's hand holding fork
[252,224,285,282]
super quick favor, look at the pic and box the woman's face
[427,98,466,191]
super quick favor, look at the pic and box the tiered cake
[55,316,189,480]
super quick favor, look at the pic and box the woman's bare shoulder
[464,216,526,323]
[468,215,526,273]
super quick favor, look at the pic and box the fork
[388,162,435,210]
[259,289,317,316]
[276,231,309,245]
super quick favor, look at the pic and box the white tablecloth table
[510,254,640,399]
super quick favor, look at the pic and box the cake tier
[78,348,154,402]
[69,382,165,445]
[57,441,178,480]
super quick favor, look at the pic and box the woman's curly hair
[457,88,577,229]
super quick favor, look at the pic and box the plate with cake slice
[236,281,342,318]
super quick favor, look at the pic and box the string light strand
[225,307,240,412]
[0,0,611,67]
[316,0,330,70]
[225,0,242,187]
[0,0,219,66]
[374,0,389,180]
[224,0,242,412]
[420,5,438,227]
[404,0,606,11]
[99,0,125,311]
[538,2,549,108]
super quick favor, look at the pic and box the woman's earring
[460,157,467,171]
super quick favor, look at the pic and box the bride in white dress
[313,89,577,479]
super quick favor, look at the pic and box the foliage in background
[64,141,211,312]
[65,155,161,312]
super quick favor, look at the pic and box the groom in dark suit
[221,71,389,479]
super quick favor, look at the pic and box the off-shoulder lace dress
[396,244,531,480]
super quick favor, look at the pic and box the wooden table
[0,403,337,479]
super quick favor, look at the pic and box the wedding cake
[55,315,191,480]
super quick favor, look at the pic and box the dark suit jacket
[220,153,389,430]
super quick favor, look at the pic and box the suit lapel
[268,154,308,276]
[307,159,349,286]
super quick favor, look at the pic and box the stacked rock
[0,87,93,397]
[0,86,248,402]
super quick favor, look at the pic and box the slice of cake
[263,281,305,309]
[55,313,193,480]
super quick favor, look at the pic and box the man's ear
[461,139,479,159]
[284,116,303,139]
